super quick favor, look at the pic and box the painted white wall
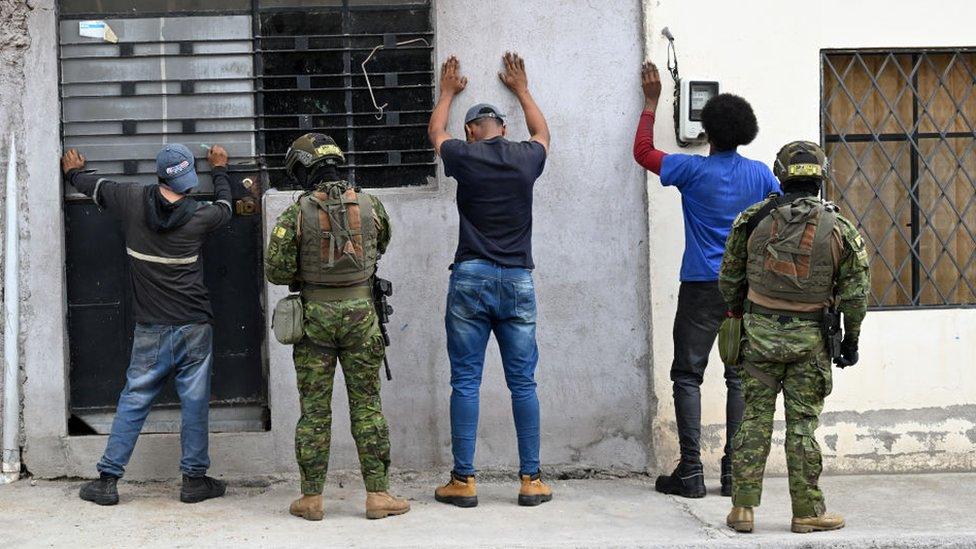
[643,0,976,475]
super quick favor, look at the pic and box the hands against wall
[61,149,86,174]
[499,52,529,96]
[207,145,229,168]
[641,61,662,112]
[439,56,468,98]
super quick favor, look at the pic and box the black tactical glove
[833,338,859,368]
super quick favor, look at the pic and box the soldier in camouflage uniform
[265,133,409,521]
[718,141,870,534]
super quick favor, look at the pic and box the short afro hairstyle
[700,93,759,151]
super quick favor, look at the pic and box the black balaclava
[294,162,341,190]
[782,177,823,199]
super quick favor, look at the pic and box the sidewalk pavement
[1,472,974,548]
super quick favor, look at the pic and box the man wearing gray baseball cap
[428,52,552,508]
[61,143,233,506]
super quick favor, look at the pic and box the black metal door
[65,172,267,425]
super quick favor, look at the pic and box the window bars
[821,50,976,308]
[58,1,435,191]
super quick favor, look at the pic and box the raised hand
[641,61,662,109]
[61,148,86,174]
[207,144,229,168]
[439,56,468,97]
[499,51,529,95]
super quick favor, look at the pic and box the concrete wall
[643,0,976,476]
[18,0,652,479]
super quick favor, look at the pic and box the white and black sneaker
[180,475,226,504]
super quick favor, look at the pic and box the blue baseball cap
[155,143,199,193]
[464,103,506,125]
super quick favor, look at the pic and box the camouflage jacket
[718,196,871,342]
[265,181,391,286]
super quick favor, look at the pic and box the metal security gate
[59,13,267,433]
[58,1,434,434]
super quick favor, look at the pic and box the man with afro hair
[633,61,781,499]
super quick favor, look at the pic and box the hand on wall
[207,145,229,168]
[439,56,468,97]
[61,149,86,174]
[499,52,529,95]
[641,61,662,111]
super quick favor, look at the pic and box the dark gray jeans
[670,281,744,465]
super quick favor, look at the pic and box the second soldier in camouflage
[718,141,870,534]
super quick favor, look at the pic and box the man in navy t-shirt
[634,61,781,499]
[427,53,554,508]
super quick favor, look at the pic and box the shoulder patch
[273,226,287,239]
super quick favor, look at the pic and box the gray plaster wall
[19,0,653,479]
[262,0,652,475]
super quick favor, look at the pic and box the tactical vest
[297,184,377,287]
[746,197,838,304]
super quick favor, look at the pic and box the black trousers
[670,281,744,465]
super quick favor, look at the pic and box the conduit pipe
[2,133,20,484]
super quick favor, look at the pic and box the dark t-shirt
[441,137,546,269]
[68,169,233,325]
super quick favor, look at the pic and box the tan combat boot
[791,511,845,533]
[518,473,553,506]
[365,491,410,520]
[289,494,324,521]
[434,472,478,507]
[726,506,754,533]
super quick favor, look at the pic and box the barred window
[59,0,434,192]
[822,49,976,308]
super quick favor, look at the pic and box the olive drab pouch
[718,316,743,366]
[272,294,304,345]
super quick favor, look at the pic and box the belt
[744,300,823,321]
[301,284,372,302]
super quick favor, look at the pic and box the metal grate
[256,1,435,188]
[57,0,434,192]
[821,49,976,308]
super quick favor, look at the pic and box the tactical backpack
[297,183,378,287]
[746,196,838,304]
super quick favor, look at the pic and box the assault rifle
[373,277,394,381]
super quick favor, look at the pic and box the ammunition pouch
[272,294,305,345]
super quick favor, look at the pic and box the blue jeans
[446,259,540,476]
[97,323,213,478]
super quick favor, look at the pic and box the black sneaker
[655,462,705,498]
[79,475,119,506]
[720,455,733,497]
[180,474,226,504]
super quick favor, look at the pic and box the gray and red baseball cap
[155,143,199,193]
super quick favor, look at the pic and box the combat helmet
[284,133,345,181]
[773,140,829,185]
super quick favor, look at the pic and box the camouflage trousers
[293,297,391,494]
[731,312,833,518]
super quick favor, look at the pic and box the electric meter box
[678,79,719,143]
